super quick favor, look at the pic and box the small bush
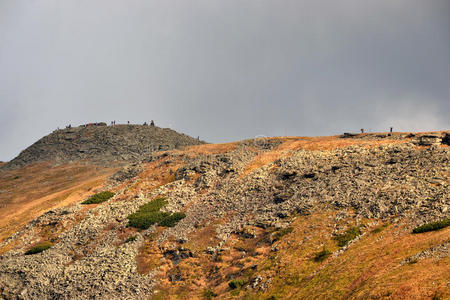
[203,289,217,299]
[127,198,185,229]
[334,226,361,247]
[82,191,115,204]
[371,223,389,234]
[228,279,247,289]
[25,242,53,255]
[314,247,331,262]
[412,218,450,234]
[125,235,137,243]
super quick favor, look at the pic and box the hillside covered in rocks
[4,124,205,169]
[0,132,448,299]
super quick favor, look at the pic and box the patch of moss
[81,191,115,204]
[412,218,450,234]
[334,226,361,247]
[25,241,53,255]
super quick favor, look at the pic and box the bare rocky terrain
[0,131,448,299]
[4,124,205,169]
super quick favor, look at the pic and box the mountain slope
[0,132,448,299]
[0,162,117,243]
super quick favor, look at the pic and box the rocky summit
[4,124,205,169]
[0,131,448,299]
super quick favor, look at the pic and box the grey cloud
[0,0,449,161]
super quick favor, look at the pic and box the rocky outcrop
[4,125,205,169]
[0,204,156,299]
[412,135,442,146]
[162,142,448,243]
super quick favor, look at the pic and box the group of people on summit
[59,120,156,131]
[110,120,155,126]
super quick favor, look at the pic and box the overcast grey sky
[1,0,449,161]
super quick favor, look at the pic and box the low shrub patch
[203,289,217,299]
[314,247,331,262]
[127,198,186,230]
[270,227,294,243]
[158,212,186,227]
[81,191,115,204]
[334,226,361,247]
[412,218,450,234]
[25,241,53,255]
[135,197,167,212]
[228,279,247,289]
[127,211,170,229]
[371,223,389,234]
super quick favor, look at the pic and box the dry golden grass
[123,157,185,197]
[184,222,221,253]
[243,150,285,176]
[176,141,238,157]
[136,235,165,275]
[0,162,116,242]
[256,213,450,300]
[149,221,273,299]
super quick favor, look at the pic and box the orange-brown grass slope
[147,208,449,300]
[0,162,116,242]
[252,212,449,300]
[119,155,186,199]
[174,141,238,158]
